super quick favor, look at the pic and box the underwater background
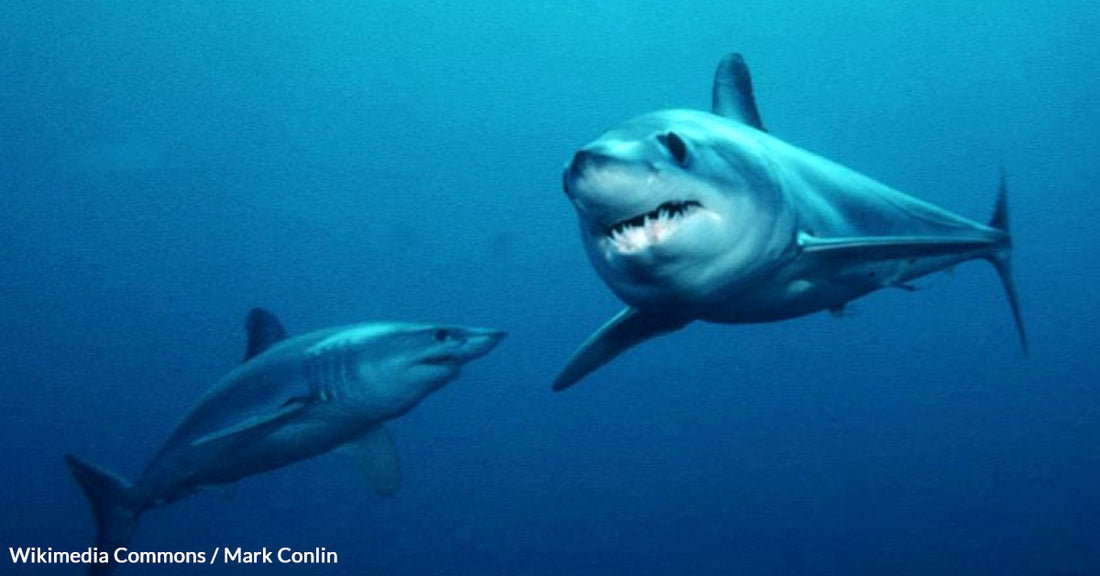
[2,1,1098,574]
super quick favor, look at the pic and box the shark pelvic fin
[340,425,401,496]
[553,307,690,392]
[712,53,766,132]
[244,307,288,362]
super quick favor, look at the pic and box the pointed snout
[565,147,626,202]
[565,148,618,179]
[564,138,657,202]
[564,150,595,199]
[455,327,507,361]
[567,149,595,179]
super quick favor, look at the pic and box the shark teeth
[605,200,702,252]
[606,200,702,236]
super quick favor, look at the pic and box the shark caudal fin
[64,453,141,575]
[986,173,1029,355]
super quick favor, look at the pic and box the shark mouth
[421,354,459,367]
[605,200,702,252]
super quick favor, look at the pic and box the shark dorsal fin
[243,308,287,362]
[711,53,766,132]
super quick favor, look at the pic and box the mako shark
[555,52,1026,391]
[65,309,504,574]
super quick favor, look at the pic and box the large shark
[65,309,505,574]
[555,53,1026,391]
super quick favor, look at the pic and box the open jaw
[604,200,703,253]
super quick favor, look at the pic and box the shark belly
[704,246,998,323]
[133,390,399,505]
[137,415,350,498]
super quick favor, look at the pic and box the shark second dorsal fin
[711,53,766,132]
[243,308,288,362]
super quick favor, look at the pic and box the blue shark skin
[555,53,1026,391]
[65,309,505,574]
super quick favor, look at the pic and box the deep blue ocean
[3,2,1099,575]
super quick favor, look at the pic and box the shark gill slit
[338,347,352,400]
[305,347,349,403]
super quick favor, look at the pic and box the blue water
[3,2,1099,574]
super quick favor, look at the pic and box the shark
[65,308,505,574]
[555,52,1026,391]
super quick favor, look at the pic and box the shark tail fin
[986,173,1029,356]
[64,453,141,576]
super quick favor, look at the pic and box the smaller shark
[65,309,505,575]
[555,53,1027,391]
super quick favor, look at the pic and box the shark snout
[565,148,622,186]
[454,328,507,361]
[564,148,642,209]
[568,149,594,179]
[564,150,596,198]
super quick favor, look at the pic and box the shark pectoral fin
[798,233,997,263]
[340,425,401,497]
[553,307,690,392]
[189,402,305,450]
[711,53,766,131]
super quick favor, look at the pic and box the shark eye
[658,131,689,166]
[433,329,450,342]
